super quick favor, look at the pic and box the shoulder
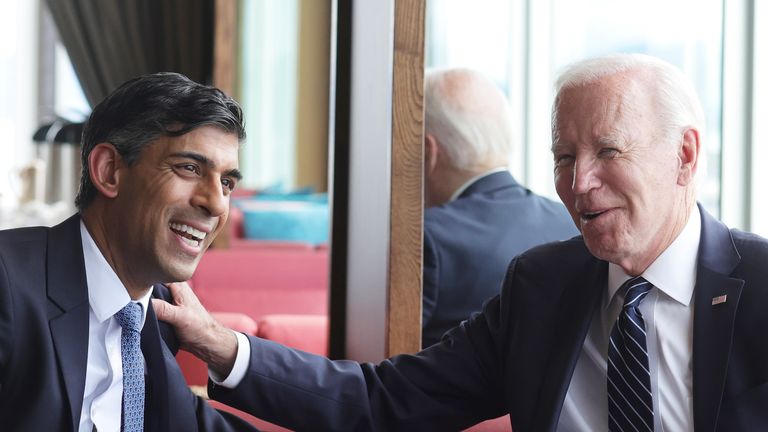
[731,229,768,275]
[152,283,173,301]
[0,225,48,250]
[503,236,593,286]
[0,226,49,274]
[731,229,768,254]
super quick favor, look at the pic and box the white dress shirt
[558,208,701,431]
[78,221,152,432]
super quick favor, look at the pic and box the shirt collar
[449,167,509,202]
[605,206,701,309]
[80,220,153,327]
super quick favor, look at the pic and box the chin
[583,237,620,263]
[159,262,197,284]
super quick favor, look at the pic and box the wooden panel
[211,0,238,249]
[387,0,425,356]
[213,0,237,95]
[295,0,331,192]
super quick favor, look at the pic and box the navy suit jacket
[0,215,257,431]
[423,171,577,346]
[210,205,768,431]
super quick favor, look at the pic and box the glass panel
[548,0,724,216]
[750,0,768,236]
[235,0,331,247]
[426,0,725,216]
[238,0,300,191]
[54,43,90,120]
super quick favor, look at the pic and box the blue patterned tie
[607,277,654,432]
[115,302,144,432]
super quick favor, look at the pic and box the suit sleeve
[208,292,512,431]
[422,228,439,327]
[191,394,263,431]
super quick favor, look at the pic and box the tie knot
[115,302,143,333]
[622,276,652,309]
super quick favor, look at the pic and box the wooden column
[387,0,426,356]
[213,0,237,95]
[211,0,237,249]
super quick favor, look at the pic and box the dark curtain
[46,0,215,107]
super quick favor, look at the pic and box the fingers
[166,281,193,306]
[154,282,196,326]
[155,282,238,371]
[151,298,175,324]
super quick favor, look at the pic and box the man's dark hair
[75,72,246,211]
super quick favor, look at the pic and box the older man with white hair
[155,54,768,432]
[421,68,576,347]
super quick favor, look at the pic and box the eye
[221,177,237,193]
[176,163,200,175]
[554,154,574,168]
[598,148,619,158]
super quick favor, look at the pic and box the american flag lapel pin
[711,294,728,306]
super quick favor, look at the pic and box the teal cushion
[238,200,329,244]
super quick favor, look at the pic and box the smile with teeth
[170,222,207,247]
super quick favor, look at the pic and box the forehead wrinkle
[170,151,212,167]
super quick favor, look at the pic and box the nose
[192,177,228,217]
[571,158,600,194]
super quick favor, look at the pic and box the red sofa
[189,247,329,319]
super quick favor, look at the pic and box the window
[0,0,38,212]
[238,0,300,191]
[426,0,725,217]
[748,0,767,236]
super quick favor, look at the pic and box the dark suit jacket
[0,215,257,431]
[423,171,577,346]
[210,205,768,432]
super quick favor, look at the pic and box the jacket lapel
[692,206,744,431]
[533,257,608,431]
[141,298,171,432]
[47,214,90,431]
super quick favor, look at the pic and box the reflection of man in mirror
[421,68,577,347]
[0,72,259,431]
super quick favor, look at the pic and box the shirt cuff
[208,330,251,388]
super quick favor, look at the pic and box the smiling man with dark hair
[0,72,258,431]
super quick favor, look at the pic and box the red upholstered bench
[189,248,329,320]
[256,314,329,356]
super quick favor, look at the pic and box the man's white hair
[425,68,514,171]
[552,53,706,144]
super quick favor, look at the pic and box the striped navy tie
[607,276,654,432]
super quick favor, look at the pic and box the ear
[677,127,700,186]
[88,143,124,199]
[424,133,440,177]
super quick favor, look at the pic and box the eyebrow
[597,136,619,146]
[550,141,567,153]
[170,151,243,181]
